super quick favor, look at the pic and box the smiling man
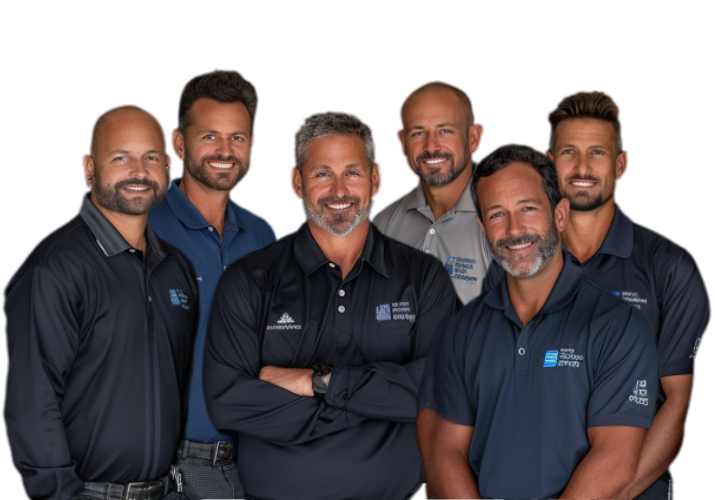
[546,92,709,500]
[204,112,458,500]
[149,70,275,499]
[5,106,197,500]
[419,145,659,499]
[374,82,490,305]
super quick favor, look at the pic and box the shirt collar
[405,169,477,215]
[80,194,167,260]
[595,204,633,258]
[484,251,584,317]
[163,179,245,231]
[293,223,389,278]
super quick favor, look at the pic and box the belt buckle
[213,440,227,465]
[122,481,145,500]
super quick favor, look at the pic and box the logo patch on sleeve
[629,379,649,406]
[168,289,191,310]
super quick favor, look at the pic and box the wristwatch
[312,363,332,394]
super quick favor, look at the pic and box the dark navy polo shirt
[484,206,709,397]
[204,224,458,500]
[426,255,659,500]
[149,179,275,443]
[5,195,197,500]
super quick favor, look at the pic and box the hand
[259,366,314,397]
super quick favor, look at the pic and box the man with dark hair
[149,70,275,499]
[545,91,708,500]
[5,106,197,500]
[204,112,458,500]
[419,145,659,499]
[374,82,491,305]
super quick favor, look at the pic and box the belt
[177,439,234,465]
[81,476,168,500]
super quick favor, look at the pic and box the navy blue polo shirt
[425,255,659,499]
[149,179,275,443]
[484,206,709,401]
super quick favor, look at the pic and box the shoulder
[229,200,276,241]
[580,276,653,339]
[225,231,295,278]
[373,187,419,231]
[631,222,692,269]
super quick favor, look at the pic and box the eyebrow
[484,198,544,212]
[196,128,249,136]
[405,122,458,133]
[108,149,163,156]
[559,143,608,149]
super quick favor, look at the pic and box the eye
[146,155,160,161]
[346,169,360,176]
[316,172,329,177]
[231,135,245,142]
[591,149,605,156]
[114,156,128,162]
[489,211,504,219]
[411,131,425,138]
[522,206,536,212]
[561,148,574,155]
[440,129,454,134]
[203,134,216,140]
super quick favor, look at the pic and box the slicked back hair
[548,91,622,153]
[295,112,375,172]
[472,144,562,221]
[402,81,475,128]
[178,70,257,134]
[90,105,162,158]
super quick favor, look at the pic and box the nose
[505,212,525,238]
[132,158,150,179]
[574,152,590,178]
[216,137,232,157]
[329,175,348,198]
[424,132,440,154]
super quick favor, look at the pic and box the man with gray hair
[204,112,458,499]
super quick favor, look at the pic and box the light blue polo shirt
[149,179,276,443]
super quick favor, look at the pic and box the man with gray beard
[204,112,458,500]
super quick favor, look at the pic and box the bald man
[5,106,197,500]
[374,82,491,306]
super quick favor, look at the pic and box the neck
[562,199,616,263]
[421,162,473,221]
[506,249,564,326]
[307,220,370,280]
[90,194,147,252]
[179,172,231,239]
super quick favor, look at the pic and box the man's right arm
[4,267,84,500]
[204,267,367,446]
[418,411,480,499]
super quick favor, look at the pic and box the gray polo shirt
[374,182,491,305]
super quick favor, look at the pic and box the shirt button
[518,347,526,355]
[148,296,152,303]
[425,250,431,254]
[338,289,345,297]
[338,305,346,313]
[129,248,135,253]
[208,226,214,232]
[329,263,336,268]
[429,229,436,235]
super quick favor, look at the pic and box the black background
[0,61,715,498]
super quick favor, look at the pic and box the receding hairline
[90,105,164,158]
[401,82,475,127]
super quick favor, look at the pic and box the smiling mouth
[506,241,534,251]
[570,180,597,188]
[124,186,150,192]
[424,158,448,165]
[208,161,233,170]
[326,202,352,210]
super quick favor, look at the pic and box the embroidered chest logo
[611,290,648,309]
[629,379,649,406]
[444,257,479,285]
[168,289,191,311]
[376,302,416,322]
[267,312,302,331]
[542,348,584,368]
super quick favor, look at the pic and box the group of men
[4,70,708,500]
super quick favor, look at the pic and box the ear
[469,124,484,153]
[165,154,171,171]
[554,198,570,233]
[546,149,554,162]
[292,167,304,198]
[615,150,627,180]
[371,164,381,196]
[477,214,486,237]
[250,134,254,148]
[398,130,407,156]
[83,155,95,187]
[172,129,185,160]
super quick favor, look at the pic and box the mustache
[317,195,361,205]
[566,175,598,182]
[495,233,541,248]
[204,154,242,165]
[416,151,453,163]
[114,177,159,190]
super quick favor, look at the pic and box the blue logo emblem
[376,303,391,322]
[611,291,621,296]
[543,350,559,367]
[169,289,190,310]
[444,257,456,275]
[169,289,181,306]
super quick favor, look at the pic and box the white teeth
[126,186,148,191]
[508,242,533,250]
[327,203,351,209]
[572,181,595,187]
[209,162,233,169]
[424,158,447,164]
